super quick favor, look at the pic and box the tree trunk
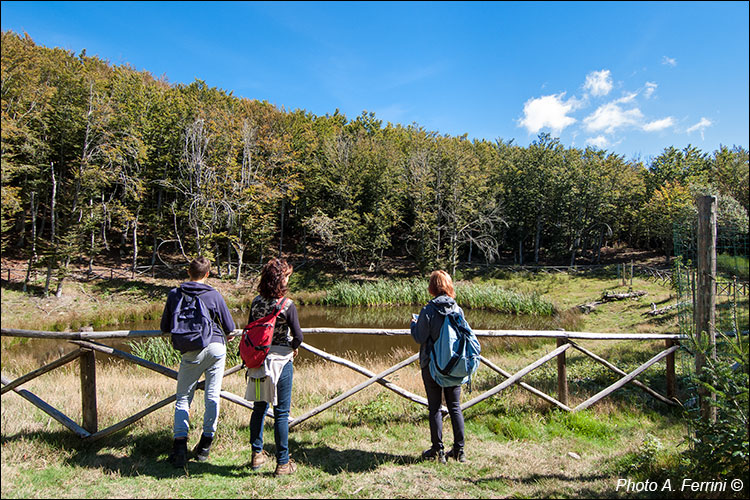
[534,216,542,264]
[55,267,66,298]
[132,210,140,279]
[171,203,188,262]
[44,261,53,297]
[234,243,245,285]
[278,198,286,258]
[50,162,57,244]
[518,239,523,266]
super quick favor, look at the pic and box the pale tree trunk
[88,198,95,275]
[131,209,140,279]
[233,242,246,285]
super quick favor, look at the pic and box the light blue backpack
[429,311,481,388]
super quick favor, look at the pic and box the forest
[2,31,749,289]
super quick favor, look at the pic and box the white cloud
[642,117,675,132]
[615,91,639,104]
[686,117,713,140]
[518,93,580,134]
[585,136,609,148]
[584,70,613,97]
[583,102,644,134]
[662,56,677,67]
[644,81,657,98]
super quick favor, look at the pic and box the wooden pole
[665,339,676,399]
[462,342,572,411]
[1,349,83,395]
[86,394,176,442]
[573,345,680,412]
[572,342,676,406]
[1,375,90,438]
[696,195,717,423]
[1,327,683,341]
[80,347,98,433]
[300,342,433,408]
[289,353,419,429]
[556,338,569,406]
[480,356,570,411]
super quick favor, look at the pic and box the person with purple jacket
[160,256,235,467]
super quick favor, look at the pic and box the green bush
[681,330,749,486]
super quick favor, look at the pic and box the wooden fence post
[556,337,568,406]
[79,327,98,433]
[665,339,676,399]
[695,195,717,423]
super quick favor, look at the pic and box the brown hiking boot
[274,459,297,476]
[251,450,269,470]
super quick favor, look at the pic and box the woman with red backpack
[245,258,303,476]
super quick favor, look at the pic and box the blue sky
[2,1,748,161]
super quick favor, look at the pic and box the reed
[127,337,243,368]
[321,278,556,315]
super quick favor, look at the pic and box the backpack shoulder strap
[272,297,288,317]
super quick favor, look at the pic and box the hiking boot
[192,434,213,462]
[446,447,466,463]
[274,458,297,476]
[251,449,270,471]
[168,438,188,468]
[421,447,446,464]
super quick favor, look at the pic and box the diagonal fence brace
[572,345,681,412]
[461,342,572,412]
[289,352,420,429]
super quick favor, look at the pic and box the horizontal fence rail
[1,327,684,442]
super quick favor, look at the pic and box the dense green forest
[2,31,748,286]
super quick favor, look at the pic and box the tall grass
[321,278,556,315]
[128,337,243,368]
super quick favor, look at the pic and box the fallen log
[577,290,647,313]
[645,302,687,316]
[601,290,647,301]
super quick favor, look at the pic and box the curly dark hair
[258,258,293,299]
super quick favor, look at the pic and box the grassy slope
[1,265,712,499]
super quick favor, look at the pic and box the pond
[3,305,578,366]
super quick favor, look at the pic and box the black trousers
[421,365,465,451]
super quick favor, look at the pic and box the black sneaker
[421,447,447,464]
[192,434,214,462]
[446,447,466,463]
[168,438,188,468]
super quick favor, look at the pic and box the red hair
[428,270,455,298]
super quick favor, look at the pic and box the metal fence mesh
[673,219,749,435]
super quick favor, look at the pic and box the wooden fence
[1,327,682,442]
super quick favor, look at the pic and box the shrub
[681,330,749,489]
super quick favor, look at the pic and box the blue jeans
[250,360,293,465]
[173,342,226,439]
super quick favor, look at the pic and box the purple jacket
[160,281,236,345]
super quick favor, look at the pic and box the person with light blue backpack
[410,270,480,464]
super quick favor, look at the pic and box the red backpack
[239,297,288,369]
